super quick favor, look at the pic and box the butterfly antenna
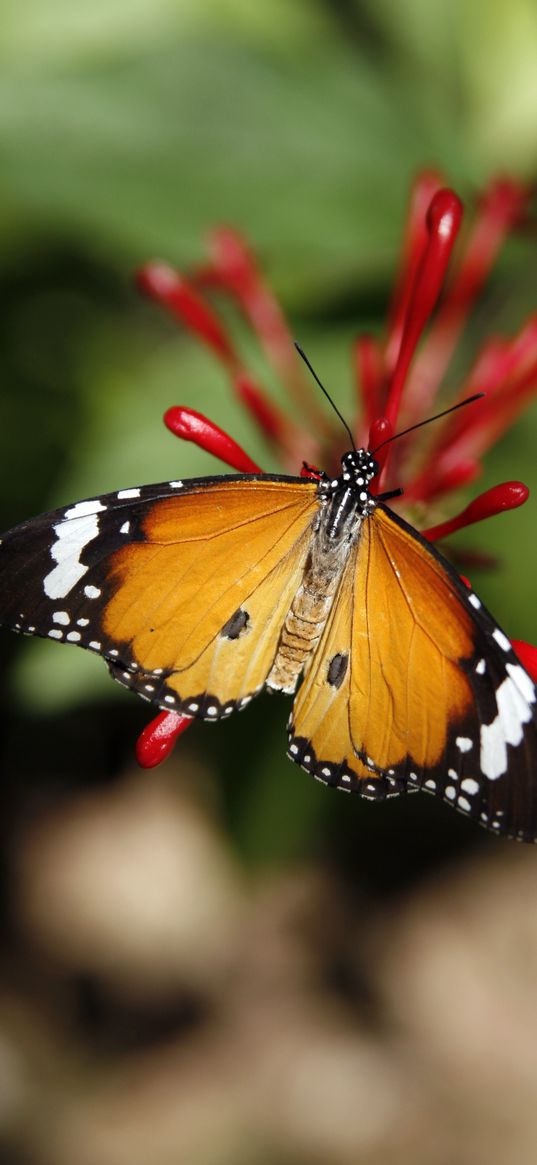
[294,341,356,450]
[371,393,485,455]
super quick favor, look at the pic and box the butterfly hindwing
[289,502,537,839]
[0,475,318,717]
[287,538,409,800]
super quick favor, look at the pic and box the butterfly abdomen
[266,500,362,695]
[265,581,335,694]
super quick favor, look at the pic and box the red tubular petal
[207,228,295,377]
[465,336,515,396]
[427,329,537,479]
[136,712,192,768]
[512,640,537,683]
[402,177,531,422]
[233,373,288,442]
[164,407,262,472]
[300,463,323,480]
[368,415,392,454]
[420,315,537,486]
[423,480,529,541]
[137,262,238,367]
[354,334,385,436]
[406,457,481,503]
[384,189,463,434]
[462,480,529,520]
[206,228,331,432]
[384,169,446,376]
[367,416,393,491]
[233,375,321,474]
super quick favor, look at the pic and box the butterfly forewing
[0,476,318,718]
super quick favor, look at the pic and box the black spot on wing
[327,652,348,689]
[221,607,250,640]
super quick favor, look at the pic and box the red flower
[135,173,537,766]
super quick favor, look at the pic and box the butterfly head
[340,449,379,486]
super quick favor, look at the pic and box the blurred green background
[1,2,537,1163]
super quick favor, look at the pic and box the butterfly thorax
[266,449,378,695]
[318,448,379,541]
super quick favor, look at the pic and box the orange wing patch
[349,505,475,769]
[102,479,318,716]
[289,504,476,796]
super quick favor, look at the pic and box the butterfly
[1,444,536,841]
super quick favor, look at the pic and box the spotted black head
[340,449,379,485]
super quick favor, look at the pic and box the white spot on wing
[507,661,536,705]
[468,593,481,609]
[64,500,106,519]
[120,521,130,534]
[66,631,81,642]
[44,514,101,600]
[53,611,70,625]
[476,659,486,675]
[48,629,63,639]
[480,671,533,780]
[456,737,472,752]
[493,628,511,653]
[84,585,101,599]
[117,488,140,499]
[461,777,480,796]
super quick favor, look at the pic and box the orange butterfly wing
[0,477,318,718]
[103,478,320,714]
[289,503,537,836]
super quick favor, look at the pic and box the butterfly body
[1,449,537,841]
[266,450,378,695]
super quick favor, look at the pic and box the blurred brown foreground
[0,743,535,1165]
